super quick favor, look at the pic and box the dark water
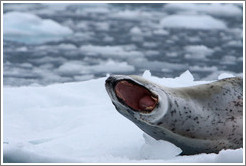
[3,3,243,86]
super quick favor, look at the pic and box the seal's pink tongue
[139,95,156,110]
[115,80,158,112]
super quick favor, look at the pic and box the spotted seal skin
[105,75,243,155]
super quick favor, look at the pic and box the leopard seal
[105,75,243,155]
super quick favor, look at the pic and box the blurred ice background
[3,3,243,87]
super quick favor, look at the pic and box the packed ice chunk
[140,134,182,160]
[3,12,73,44]
[164,3,243,17]
[160,14,227,30]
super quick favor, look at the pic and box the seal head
[105,75,169,123]
[105,75,243,155]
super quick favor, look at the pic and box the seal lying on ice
[105,75,243,155]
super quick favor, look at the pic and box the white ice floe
[128,57,186,72]
[103,36,114,42]
[164,3,243,17]
[3,71,243,163]
[153,29,169,35]
[110,10,152,20]
[226,40,243,47]
[56,59,135,75]
[130,26,143,35]
[3,3,44,12]
[68,3,109,15]
[189,65,218,72]
[3,56,136,86]
[203,71,243,81]
[184,45,214,59]
[144,50,159,56]
[29,57,67,64]
[57,43,78,50]
[143,42,158,48]
[80,45,143,58]
[160,14,227,30]
[3,11,73,44]
[15,46,28,52]
[35,43,77,51]
[93,22,110,31]
[220,55,238,65]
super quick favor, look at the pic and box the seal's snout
[105,76,159,113]
[105,76,117,87]
[114,80,158,113]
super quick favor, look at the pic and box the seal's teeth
[139,95,157,111]
[145,106,154,110]
[151,95,158,101]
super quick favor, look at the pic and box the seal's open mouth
[114,80,158,113]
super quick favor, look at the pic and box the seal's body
[105,75,243,155]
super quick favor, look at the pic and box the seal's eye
[114,80,158,113]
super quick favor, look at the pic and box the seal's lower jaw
[114,80,158,113]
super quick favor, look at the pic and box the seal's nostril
[105,76,117,86]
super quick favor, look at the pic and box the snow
[3,71,243,163]
[160,14,227,30]
[3,12,73,44]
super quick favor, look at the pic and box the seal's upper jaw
[105,75,158,113]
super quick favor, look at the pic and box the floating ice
[56,59,135,75]
[130,26,142,35]
[129,57,187,72]
[160,14,227,30]
[203,71,242,81]
[110,10,152,20]
[189,65,218,72]
[153,29,169,35]
[3,12,73,44]
[221,56,237,65]
[184,45,214,59]
[80,45,143,58]
[164,3,243,17]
